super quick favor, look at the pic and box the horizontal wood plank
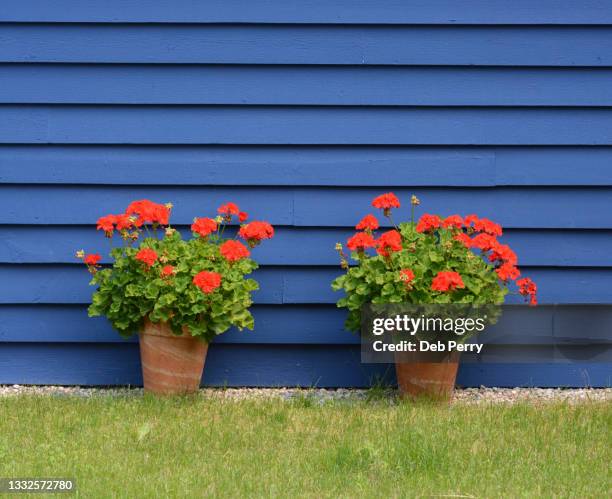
[0,305,356,345]
[3,106,612,145]
[2,25,612,66]
[2,145,612,186]
[291,188,612,229]
[1,186,610,229]
[2,1,612,25]
[2,226,611,267]
[0,342,608,387]
[2,304,610,346]
[0,265,610,305]
[480,344,612,363]
[3,65,612,106]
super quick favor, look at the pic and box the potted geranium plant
[332,193,537,399]
[77,199,274,395]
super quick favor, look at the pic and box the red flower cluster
[496,262,520,281]
[376,230,402,257]
[193,271,222,294]
[455,225,522,284]
[488,244,517,266]
[442,212,535,300]
[356,214,379,231]
[84,253,101,266]
[431,271,465,292]
[416,213,442,233]
[372,192,400,217]
[126,200,170,227]
[442,215,463,229]
[161,265,175,277]
[96,199,171,238]
[114,214,133,231]
[464,215,502,237]
[347,232,376,252]
[135,248,158,268]
[238,221,275,247]
[218,202,239,216]
[399,268,415,287]
[96,213,136,236]
[469,233,498,252]
[217,201,249,223]
[96,215,116,234]
[420,213,502,238]
[372,192,400,210]
[220,240,250,262]
[517,278,537,306]
[191,217,217,238]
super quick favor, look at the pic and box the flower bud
[165,202,173,210]
[75,250,85,259]
[411,195,420,206]
[165,227,176,237]
[335,243,343,251]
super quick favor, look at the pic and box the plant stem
[387,213,399,231]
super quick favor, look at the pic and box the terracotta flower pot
[139,318,208,395]
[395,350,460,401]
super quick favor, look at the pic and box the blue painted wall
[1,2,611,387]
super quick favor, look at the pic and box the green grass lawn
[0,394,610,498]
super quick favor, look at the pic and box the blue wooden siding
[0,2,611,387]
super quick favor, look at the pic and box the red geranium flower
[465,215,502,236]
[218,202,240,217]
[355,214,379,231]
[471,233,498,252]
[431,271,465,292]
[191,217,218,238]
[126,200,170,226]
[135,248,158,268]
[193,271,222,294]
[161,265,175,277]
[415,214,442,233]
[220,240,250,262]
[496,263,520,281]
[371,193,400,216]
[114,214,134,231]
[84,253,102,266]
[476,218,502,237]
[238,211,249,222]
[464,214,479,227]
[488,243,518,265]
[376,230,402,257]
[517,277,538,306]
[347,232,376,252]
[238,221,275,247]
[399,268,415,287]
[96,215,116,235]
[442,215,464,229]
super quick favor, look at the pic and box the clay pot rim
[141,317,207,342]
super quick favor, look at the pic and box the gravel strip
[451,387,612,404]
[0,385,610,404]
